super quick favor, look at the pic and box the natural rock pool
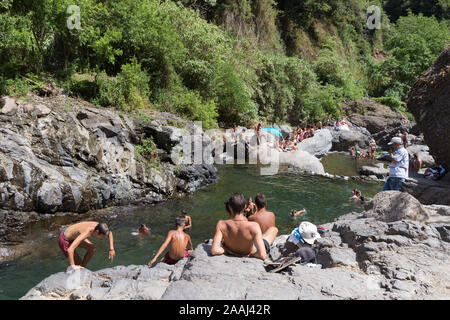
[0,164,382,300]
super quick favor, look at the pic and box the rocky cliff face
[21,191,450,300]
[407,45,450,170]
[0,94,218,216]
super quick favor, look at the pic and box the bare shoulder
[167,230,175,237]
[215,219,226,229]
[248,221,262,232]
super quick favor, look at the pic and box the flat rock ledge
[22,200,450,300]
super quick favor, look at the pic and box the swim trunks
[58,228,73,258]
[263,239,271,254]
[163,251,190,265]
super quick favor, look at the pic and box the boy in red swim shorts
[59,221,115,269]
[147,217,193,267]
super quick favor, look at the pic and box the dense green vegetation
[1,0,448,128]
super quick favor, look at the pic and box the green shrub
[213,62,258,127]
[135,137,160,168]
[154,84,218,129]
[0,77,34,97]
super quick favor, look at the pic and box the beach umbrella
[261,127,282,137]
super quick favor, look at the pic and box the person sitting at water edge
[289,208,306,217]
[382,136,409,191]
[286,222,321,264]
[248,194,278,245]
[180,209,192,232]
[148,217,193,267]
[409,153,423,174]
[58,221,115,269]
[211,193,271,260]
[349,146,355,157]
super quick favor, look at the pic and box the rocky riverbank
[21,191,450,300]
[0,93,218,252]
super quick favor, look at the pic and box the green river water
[0,157,383,300]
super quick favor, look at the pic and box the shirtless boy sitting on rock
[148,217,193,267]
[211,193,277,260]
[58,221,115,269]
[248,194,279,244]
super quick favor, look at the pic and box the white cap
[388,137,402,145]
[298,222,321,245]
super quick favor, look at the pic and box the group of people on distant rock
[349,139,377,160]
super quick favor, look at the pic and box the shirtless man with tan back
[148,217,193,267]
[58,221,115,269]
[211,193,276,260]
[248,194,278,245]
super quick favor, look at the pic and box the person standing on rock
[211,193,276,260]
[58,221,115,269]
[369,139,377,158]
[148,217,193,267]
[401,130,409,148]
[382,136,409,191]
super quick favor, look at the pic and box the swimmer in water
[289,208,307,217]
[137,224,151,236]
[349,189,365,207]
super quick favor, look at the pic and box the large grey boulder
[278,150,325,174]
[407,45,450,171]
[279,125,292,140]
[343,98,411,135]
[363,191,430,223]
[1,97,18,116]
[330,127,372,151]
[297,129,332,156]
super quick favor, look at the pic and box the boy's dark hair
[181,209,187,215]
[175,217,186,227]
[95,223,110,236]
[225,193,246,214]
[254,193,267,209]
